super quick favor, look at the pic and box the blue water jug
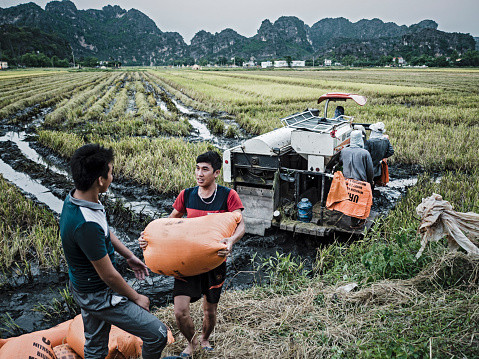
[297,198,312,222]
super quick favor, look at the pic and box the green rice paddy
[1,67,478,357]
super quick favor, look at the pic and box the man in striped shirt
[61,144,168,359]
[140,151,245,357]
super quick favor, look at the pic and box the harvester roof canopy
[317,93,367,106]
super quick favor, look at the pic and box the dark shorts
[173,262,226,304]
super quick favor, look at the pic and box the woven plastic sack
[143,212,242,277]
[0,334,56,359]
[66,314,142,359]
[53,343,82,359]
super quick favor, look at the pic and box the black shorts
[173,262,226,304]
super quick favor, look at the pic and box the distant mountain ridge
[0,0,476,65]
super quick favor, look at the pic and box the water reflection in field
[0,157,64,214]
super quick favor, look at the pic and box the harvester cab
[223,93,372,236]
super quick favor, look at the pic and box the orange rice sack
[326,171,349,208]
[53,343,82,359]
[0,334,56,359]
[377,159,389,186]
[0,318,72,354]
[41,319,73,347]
[328,178,373,220]
[143,212,242,277]
[67,314,142,359]
[66,314,174,359]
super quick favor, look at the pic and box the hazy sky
[2,0,478,44]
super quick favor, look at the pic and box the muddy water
[160,90,248,150]
[0,157,64,214]
[0,103,417,338]
[0,102,257,337]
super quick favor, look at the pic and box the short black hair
[70,144,114,191]
[196,151,222,172]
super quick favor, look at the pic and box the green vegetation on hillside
[0,24,71,66]
[1,4,478,67]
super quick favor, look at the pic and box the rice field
[3,67,477,177]
[1,67,479,357]
[0,175,61,271]
[151,68,479,170]
[1,66,479,266]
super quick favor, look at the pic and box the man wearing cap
[365,122,394,187]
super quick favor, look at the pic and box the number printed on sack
[348,193,359,203]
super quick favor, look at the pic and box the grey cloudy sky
[2,0,478,43]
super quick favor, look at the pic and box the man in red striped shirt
[140,151,245,357]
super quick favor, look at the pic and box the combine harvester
[223,93,379,237]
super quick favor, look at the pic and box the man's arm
[169,208,185,218]
[365,153,374,184]
[218,209,245,257]
[325,150,341,173]
[91,255,150,311]
[110,230,149,281]
[384,140,394,158]
[230,209,245,243]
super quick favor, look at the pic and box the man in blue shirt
[60,144,169,359]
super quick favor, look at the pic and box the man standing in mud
[139,150,245,357]
[340,130,374,228]
[60,143,169,359]
[365,121,394,188]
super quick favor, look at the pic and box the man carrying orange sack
[338,130,374,229]
[60,144,169,359]
[139,150,245,358]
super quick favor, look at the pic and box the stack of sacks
[0,314,174,359]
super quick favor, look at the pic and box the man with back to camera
[339,130,374,228]
[365,121,394,187]
[60,143,169,359]
[139,150,245,357]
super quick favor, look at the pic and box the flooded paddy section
[155,86,249,150]
[0,121,301,337]
[0,128,418,337]
[372,165,421,215]
[0,89,418,338]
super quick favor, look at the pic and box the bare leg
[199,296,218,348]
[174,295,198,355]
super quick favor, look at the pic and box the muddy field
[0,89,417,338]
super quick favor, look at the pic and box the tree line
[3,50,479,69]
